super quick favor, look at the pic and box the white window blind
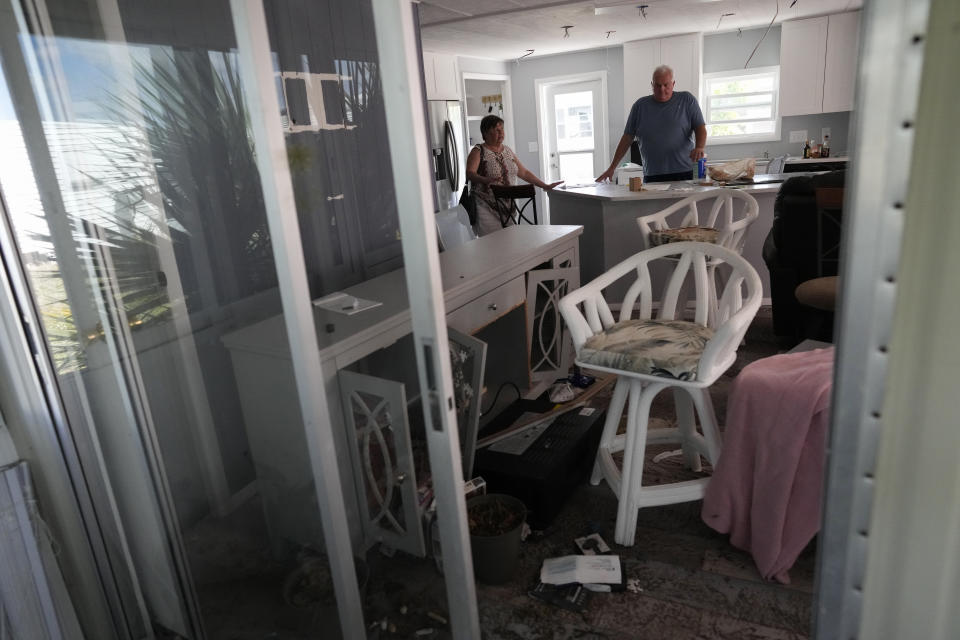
[703,66,781,144]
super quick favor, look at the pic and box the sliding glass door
[0,0,476,637]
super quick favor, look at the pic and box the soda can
[697,157,707,180]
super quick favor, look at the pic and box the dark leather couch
[762,170,846,342]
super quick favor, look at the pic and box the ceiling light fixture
[639,5,649,19]
[561,25,573,38]
[595,0,721,16]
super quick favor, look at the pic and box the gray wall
[508,47,623,214]
[703,25,782,72]
[710,112,851,161]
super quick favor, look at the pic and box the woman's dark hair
[480,115,504,137]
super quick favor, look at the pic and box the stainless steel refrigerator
[427,100,465,212]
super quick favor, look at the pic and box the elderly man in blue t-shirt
[597,65,707,183]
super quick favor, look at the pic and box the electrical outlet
[821,127,831,141]
[789,130,808,143]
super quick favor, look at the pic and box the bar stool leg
[673,388,702,472]
[616,380,668,546]
[690,388,721,463]
[615,379,643,545]
[591,377,629,485]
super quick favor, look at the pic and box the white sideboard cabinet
[222,226,581,556]
[781,11,861,116]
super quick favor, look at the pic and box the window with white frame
[702,66,780,143]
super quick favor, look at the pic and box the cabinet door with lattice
[526,266,579,386]
[339,370,425,556]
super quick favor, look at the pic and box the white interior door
[543,79,606,185]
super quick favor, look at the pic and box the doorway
[536,72,609,190]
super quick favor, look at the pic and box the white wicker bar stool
[558,242,762,545]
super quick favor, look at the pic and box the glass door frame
[0,0,183,635]
[0,0,479,637]
[231,0,479,637]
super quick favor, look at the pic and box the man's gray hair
[652,65,674,81]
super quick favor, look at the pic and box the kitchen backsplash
[706,112,851,162]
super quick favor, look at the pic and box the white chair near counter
[558,242,762,546]
[436,204,477,251]
[637,189,759,328]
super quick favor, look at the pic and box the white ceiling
[419,0,862,61]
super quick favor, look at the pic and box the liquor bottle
[822,135,830,158]
[803,140,810,159]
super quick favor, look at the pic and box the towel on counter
[701,346,835,584]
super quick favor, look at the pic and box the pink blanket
[701,346,835,584]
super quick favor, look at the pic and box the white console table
[222,225,582,556]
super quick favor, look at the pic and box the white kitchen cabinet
[422,51,437,99]
[433,54,460,100]
[661,34,700,100]
[622,33,701,117]
[822,11,860,113]
[623,39,659,116]
[780,17,828,116]
[780,11,860,116]
[422,51,460,101]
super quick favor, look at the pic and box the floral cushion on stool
[578,319,714,380]
[649,226,719,246]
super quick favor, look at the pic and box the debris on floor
[426,611,447,625]
[574,532,611,555]
[528,582,591,612]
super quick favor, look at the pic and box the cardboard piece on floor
[541,554,621,586]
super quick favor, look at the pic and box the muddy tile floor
[191,308,818,639]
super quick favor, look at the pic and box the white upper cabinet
[422,51,460,101]
[422,51,437,100]
[623,39,660,117]
[661,34,701,100]
[780,17,828,116]
[780,11,860,116]
[623,33,701,117]
[822,11,861,113]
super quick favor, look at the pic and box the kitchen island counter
[548,173,827,300]
[550,173,797,202]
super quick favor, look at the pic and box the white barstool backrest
[559,241,762,386]
[636,189,760,256]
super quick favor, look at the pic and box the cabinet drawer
[446,275,525,334]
